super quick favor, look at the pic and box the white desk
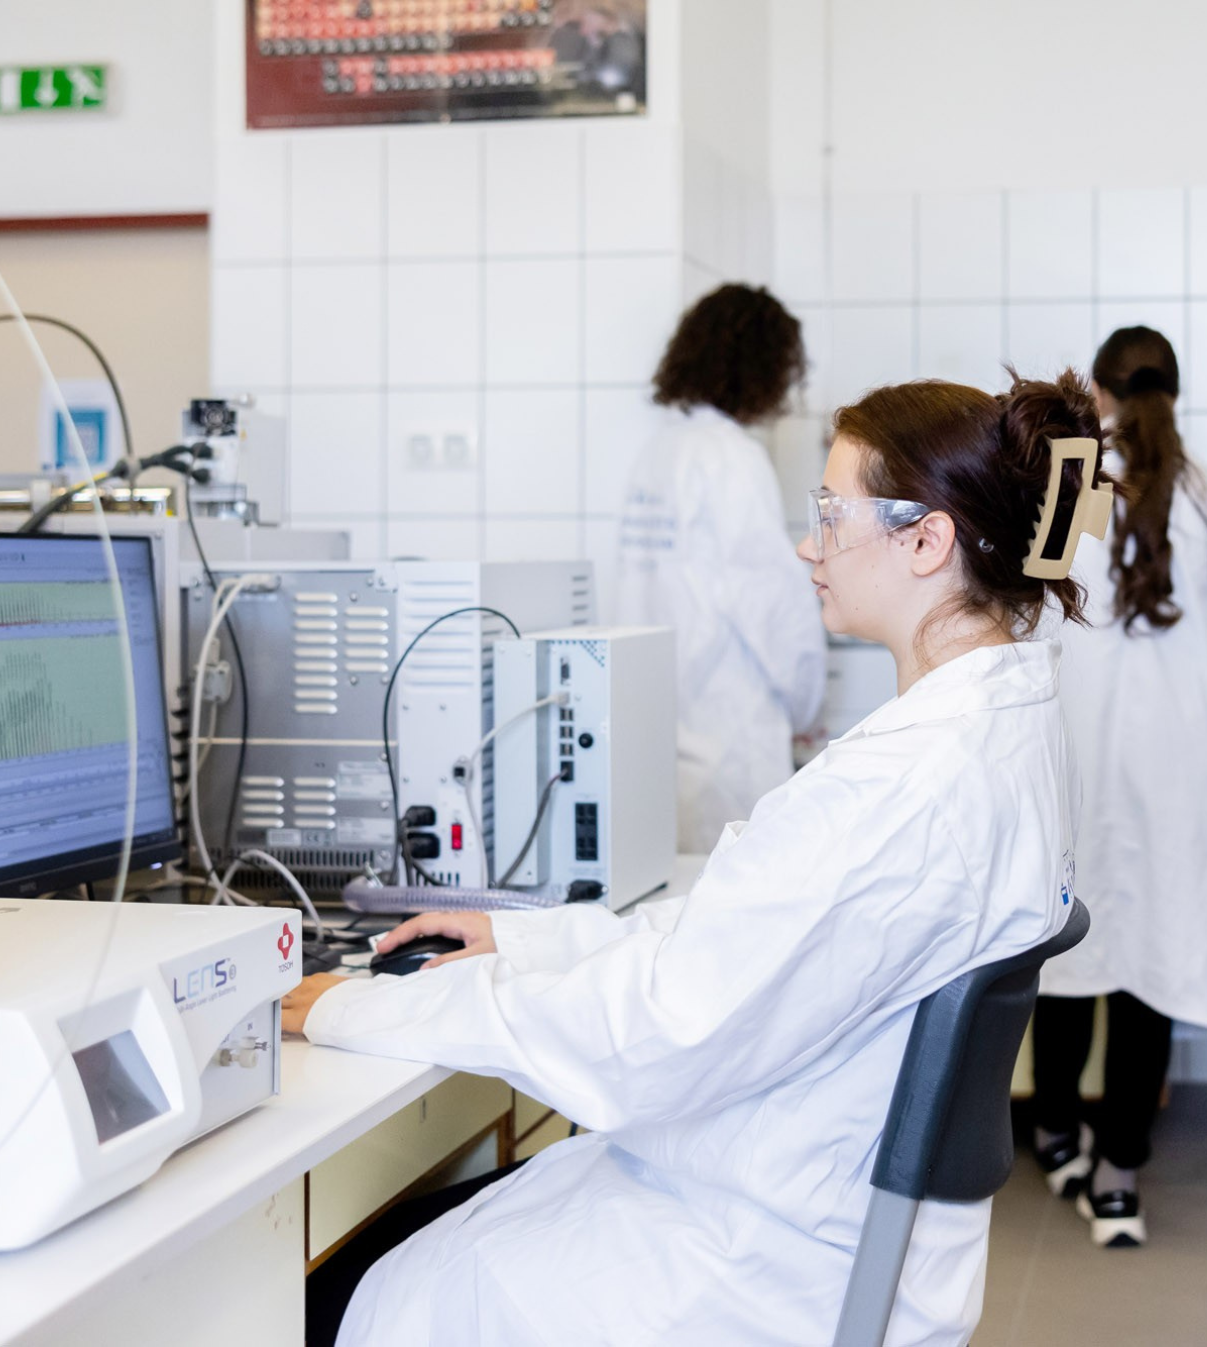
[0,858,707,1347]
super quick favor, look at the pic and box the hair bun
[1124,366,1176,398]
[998,367,1100,479]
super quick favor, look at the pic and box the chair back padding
[872,899,1090,1203]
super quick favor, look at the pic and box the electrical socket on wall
[405,430,478,470]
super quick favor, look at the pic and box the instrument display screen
[71,1030,170,1144]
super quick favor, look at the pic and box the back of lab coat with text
[615,404,826,853]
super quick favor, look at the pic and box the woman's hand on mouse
[281,972,344,1035]
[376,910,497,967]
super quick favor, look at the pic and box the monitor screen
[0,535,180,895]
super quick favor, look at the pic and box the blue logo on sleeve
[1060,850,1076,906]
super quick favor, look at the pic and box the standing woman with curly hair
[1032,326,1207,1248]
[616,283,826,852]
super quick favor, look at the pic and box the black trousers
[1032,992,1173,1169]
[304,1162,525,1347]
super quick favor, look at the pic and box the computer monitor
[0,534,180,896]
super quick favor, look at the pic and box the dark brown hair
[833,369,1106,635]
[652,284,805,425]
[1092,326,1189,631]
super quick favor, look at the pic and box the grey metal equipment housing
[833,898,1091,1347]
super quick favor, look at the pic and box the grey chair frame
[832,898,1091,1347]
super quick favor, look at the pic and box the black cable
[413,860,443,886]
[18,444,213,535]
[18,467,114,535]
[497,771,562,888]
[0,313,135,530]
[400,823,417,887]
[184,477,250,859]
[381,606,522,884]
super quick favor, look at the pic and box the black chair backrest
[873,899,1090,1203]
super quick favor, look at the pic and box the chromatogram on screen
[0,636,128,760]
[0,581,117,627]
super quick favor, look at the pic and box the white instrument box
[493,626,677,910]
[0,899,302,1250]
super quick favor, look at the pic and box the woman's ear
[908,511,958,578]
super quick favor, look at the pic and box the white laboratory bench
[0,857,708,1347]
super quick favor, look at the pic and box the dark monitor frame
[0,534,182,897]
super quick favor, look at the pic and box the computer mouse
[369,934,465,977]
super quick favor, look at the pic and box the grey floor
[976,1086,1207,1345]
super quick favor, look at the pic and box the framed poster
[245,0,647,129]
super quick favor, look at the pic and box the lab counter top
[0,1042,449,1346]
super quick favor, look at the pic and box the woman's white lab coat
[614,404,826,852]
[1041,474,1207,1025]
[306,641,1077,1347]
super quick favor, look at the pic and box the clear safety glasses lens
[808,491,930,558]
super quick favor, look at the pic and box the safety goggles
[807,489,931,559]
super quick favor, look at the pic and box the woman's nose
[797,533,819,563]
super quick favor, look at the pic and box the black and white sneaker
[1076,1183,1147,1248]
[1034,1122,1094,1198]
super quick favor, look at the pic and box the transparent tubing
[343,883,563,915]
[0,272,139,1153]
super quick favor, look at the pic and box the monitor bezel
[0,533,182,896]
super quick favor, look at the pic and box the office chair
[833,898,1091,1347]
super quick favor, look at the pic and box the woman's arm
[302,771,983,1132]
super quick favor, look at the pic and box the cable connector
[567,880,605,904]
[200,659,233,704]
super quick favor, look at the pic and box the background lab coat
[306,641,1077,1347]
[1041,473,1207,1025]
[614,404,826,853]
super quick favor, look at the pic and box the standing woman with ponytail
[1032,327,1207,1248]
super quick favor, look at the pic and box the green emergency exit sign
[0,65,107,114]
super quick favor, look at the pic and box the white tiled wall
[209,0,781,616]
[210,123,698,601]
[774,187,1207,538]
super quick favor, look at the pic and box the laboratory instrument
[181,559,594,896]
[0,898,303,1250]
[492,625,676,909]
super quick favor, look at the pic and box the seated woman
[284,370,1112,1346]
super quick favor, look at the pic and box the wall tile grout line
[910,192,921,378]
[232,248,683,269]
[1184,186,1193,406]
[476,127,488,556]
[379,132,390,559]
[268,381,653,395]
[1000,189,1011,371]
[578,124,588,554]
[1089,188,1100,347]
[283,136,294,525]
[783,294,1207,311]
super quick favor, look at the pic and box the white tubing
[0,272,137,1154]
[460,692,568,886]
[188,574,269,892]
[217,849,327,941]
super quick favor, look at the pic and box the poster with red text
[246,0,647,129]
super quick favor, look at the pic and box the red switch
[451,822,463,851]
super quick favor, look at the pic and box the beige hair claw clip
[1022,437,1114,580]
